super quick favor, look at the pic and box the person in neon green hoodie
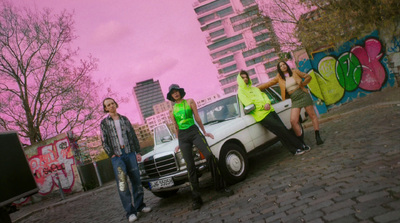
[237,70,310,155]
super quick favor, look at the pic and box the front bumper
[141,163,208,192]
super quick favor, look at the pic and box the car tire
[152,189,179,198]
[219,143,248,185]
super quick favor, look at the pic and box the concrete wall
[24,133,83,195]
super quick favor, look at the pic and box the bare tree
[296,0,400,50]
[0,2,103,144]
[256,0,311,52]
[252,0,400,53]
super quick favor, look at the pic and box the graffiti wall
[24,133,82,195]
[297,30,397,114]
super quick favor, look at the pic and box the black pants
[178,125,225,200]
[259,111,304,154]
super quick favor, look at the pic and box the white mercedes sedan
[138,87,305,198]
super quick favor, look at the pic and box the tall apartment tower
[132,79,165,124]
[193,0,280,94]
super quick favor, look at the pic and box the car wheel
[152,189,179,198]
[219,143,248,184]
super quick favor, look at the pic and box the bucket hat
[166,84,186,101]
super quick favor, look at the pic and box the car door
[244,87,290,147]
[266,88,292,129]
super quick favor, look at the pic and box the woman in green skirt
[258,61,324,145]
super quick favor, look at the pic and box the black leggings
[259,111,305,154]
[178,125,225,200]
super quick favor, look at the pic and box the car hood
[141,139,179,161]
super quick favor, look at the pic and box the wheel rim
[225,150,244,176]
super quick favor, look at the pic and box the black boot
[315,130,324,145]
[192,196,203,210]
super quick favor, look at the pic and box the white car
[138,87,305,198]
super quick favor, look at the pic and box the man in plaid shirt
[100,97,151,222]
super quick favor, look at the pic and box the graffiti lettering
[387,36,400,54]
[58,141,68,150]
[304,37,391,105]
[351,39,385,91]
[28,137,76,195]
[336,52,362,91]
[308,57,345,105]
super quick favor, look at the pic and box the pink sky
[14,0,223,124]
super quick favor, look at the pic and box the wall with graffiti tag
[24,133,82,195]
[296,30,397,114]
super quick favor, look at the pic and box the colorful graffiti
[298,31,396,110]
[387,35,400,54]
[28,137,76,195]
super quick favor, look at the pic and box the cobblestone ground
[10,88,400,223]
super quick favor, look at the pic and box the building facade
[193,0,280,94]
[153,100,173,114]
[145,110,173,133]
[133,123,152,144]
[132,79,165,124]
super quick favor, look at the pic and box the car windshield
[153,125,173,146]
[198,95,239,125]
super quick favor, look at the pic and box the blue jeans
[111,150,145,218]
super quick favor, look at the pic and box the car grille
[143,153,178,178]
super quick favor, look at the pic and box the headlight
[176,150,186,166]
[175,146,203,168]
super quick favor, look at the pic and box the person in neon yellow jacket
[237,70,310,155]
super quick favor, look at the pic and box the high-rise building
[132,79,165,124]
[193,0,280,94]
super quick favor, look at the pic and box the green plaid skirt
[290,89,313,108]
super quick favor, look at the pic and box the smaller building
[153,101,173,114]
[145,110,173,133]
[133,123,152,144]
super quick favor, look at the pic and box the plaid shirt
[100,114,140,157]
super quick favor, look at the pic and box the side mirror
[161,136,173,143]
[244,104,255,114]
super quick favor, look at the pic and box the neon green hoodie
[237,73,275,122]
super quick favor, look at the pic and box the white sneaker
[128,214,137,222]
[140,206,152,213]
[294,149,305,156]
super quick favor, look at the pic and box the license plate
[149,177,174,190]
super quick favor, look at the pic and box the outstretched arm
[258,75,278,90]
[189,98,214,139]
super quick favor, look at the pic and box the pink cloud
[128,54,178,80]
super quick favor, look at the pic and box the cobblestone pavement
[10,87,400,223]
